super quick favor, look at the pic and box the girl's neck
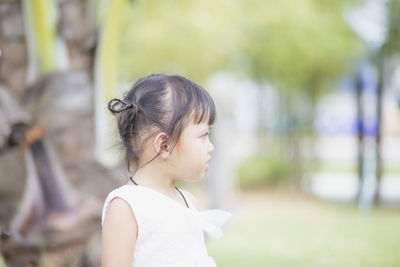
[130,163,176,193]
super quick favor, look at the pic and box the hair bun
[108,98,138,114]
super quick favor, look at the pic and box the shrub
[237,153,291,188]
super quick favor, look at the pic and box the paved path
[308,173,400,204]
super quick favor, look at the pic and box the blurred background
[1,0,400,266]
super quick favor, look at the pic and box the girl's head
[108,74,216,180]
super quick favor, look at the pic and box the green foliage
[381,0,400,57]
[237,0,363,100]
[118,0,240,83]
[117,0,362,102]
[237,153,291,188]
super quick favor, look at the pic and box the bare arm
[102,197,138,267]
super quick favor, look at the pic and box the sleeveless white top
[101,185,231,267]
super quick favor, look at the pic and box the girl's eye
[202,132,210,138]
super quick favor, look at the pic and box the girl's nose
[208,140,215,153]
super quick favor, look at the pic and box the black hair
[108,74,216,172]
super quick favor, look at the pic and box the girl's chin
[180,172,206,182]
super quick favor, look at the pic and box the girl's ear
[153,132,170,159]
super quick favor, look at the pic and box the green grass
[310,161,400,174]
[207,189,400,267]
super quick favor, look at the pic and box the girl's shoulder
[103,185,144,205]
[101,185,148,226]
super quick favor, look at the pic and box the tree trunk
[373,56,384,205]
[355,70,364,203]
[0,0,125,266]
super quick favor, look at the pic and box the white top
[101,185,231,267]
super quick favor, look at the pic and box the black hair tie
[108,98,139,114]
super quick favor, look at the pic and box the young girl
[101,74,231,267]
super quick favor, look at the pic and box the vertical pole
[374,56,384,204]
[355,70,364,202]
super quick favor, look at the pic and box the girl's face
[169,120,214,181]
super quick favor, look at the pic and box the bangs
[167,75,216,126]
[165,75,216,145]
[191,88,216,125]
